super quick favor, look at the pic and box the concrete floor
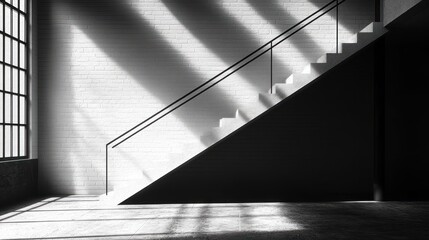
[0,196,427,240]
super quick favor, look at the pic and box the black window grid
[0,0,29,161]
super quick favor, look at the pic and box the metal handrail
[105,0,345,195]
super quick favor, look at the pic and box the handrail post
[336,0,339,54]
[270,42,273,94]
[336,0,338,54]
[375,0,381,22]
[106,145,108,195]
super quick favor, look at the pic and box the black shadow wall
[383,1,429,200]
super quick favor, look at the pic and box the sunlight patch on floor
[0,196,302,240]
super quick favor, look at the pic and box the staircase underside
[122,41,379,204]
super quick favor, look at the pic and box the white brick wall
[38,0,374,194]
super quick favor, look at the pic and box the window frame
[0,0,29,161]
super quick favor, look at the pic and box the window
[0,0,29,160]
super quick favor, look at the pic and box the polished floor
[0,196,427,240]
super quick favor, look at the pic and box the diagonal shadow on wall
[161,0,293,91]
[307,0,375,33]
[246,0,328,62]
[59,0,239,135]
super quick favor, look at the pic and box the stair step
[238,100,269,122]
[361,22,383,33]
[341,43,359,55]
[345,34,358,44]
[219,115,247,129]
[325,53,343,65]
[357,32,375,45]
[259,93,282,108]
[275,83,301,99]
[286,73,316,84]
[316,54,327,63]
[201,118,247,147]
[306,63,331,76]
[220,117,238,128]
[317,46,344,63]
[372,22,385,32]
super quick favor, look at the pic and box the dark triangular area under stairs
[121,40,379,205]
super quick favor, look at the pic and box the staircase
[100,21,387,205]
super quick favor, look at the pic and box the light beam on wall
[136,0,261,96]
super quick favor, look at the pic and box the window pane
[19,43,25,68]
[19,126,25,156]
[5,6,11,35]
[19,70,25,94]
[19,0,26,13]
[4,93,10,123]
[12,0,19,9]
[0,127,3,158]
[19,96,25,124]
[5,66,10,91]
[0,66,3,90]
[0,36,3,61]
[4,125,10,157]
[0,3,4,32]
[5,37,11,64]
[12,94,17,123]
[12,40,18,66]
[0,92,4,122]
[19,14,25,41]
[5,0,12,5]
[12,68,17,93]
[0,93,3,122]
[12,10,18,38]
[12,125,17,156]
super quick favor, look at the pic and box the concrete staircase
[101,22,387,204]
